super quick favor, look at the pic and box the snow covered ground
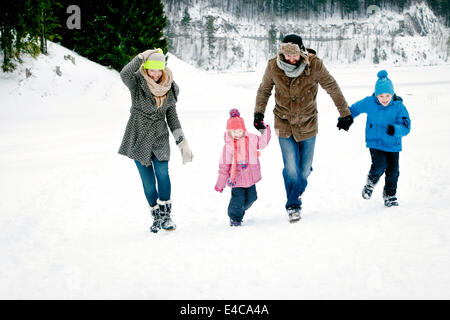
[1,42,450,299]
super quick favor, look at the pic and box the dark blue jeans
[278,135,316,209]
[134,157,171,207]
[228,185,258,222]
[368,148,399,197]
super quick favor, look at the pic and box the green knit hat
[143,48,165,70]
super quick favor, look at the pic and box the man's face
[283,54,301,65]
[377,93,393,107]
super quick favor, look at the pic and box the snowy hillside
[1,42,450,299]
[163,0,450,71]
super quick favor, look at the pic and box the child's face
[377,93,393,107]
[228,129,245,139]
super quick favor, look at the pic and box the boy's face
[228,129,245,139]
[377,93,393,107]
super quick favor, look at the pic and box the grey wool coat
[118,55,184,166]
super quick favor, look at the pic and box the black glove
[387,125,395,136]
[254,113,265,130]
[337,115,353,131]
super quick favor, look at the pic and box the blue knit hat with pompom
[375,70,394,96]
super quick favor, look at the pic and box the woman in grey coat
[118,48,193,233]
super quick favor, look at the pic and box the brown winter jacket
[255,49,350,142]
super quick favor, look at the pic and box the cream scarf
[276,50,310,78]
[140,66,174,107]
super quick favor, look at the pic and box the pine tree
[342,0,359,19]
[181,7,191,27]
[373,47,380,64]
[205,15,217,56]
[268,24,278,56]
[57,0,168,71]
[353,43,362,62]
[0,0,46,72]
[36,0,62,54]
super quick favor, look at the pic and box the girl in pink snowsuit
[215,109,271,226]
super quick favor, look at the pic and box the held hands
[254,113,266,130]
[387,125,395,136]
[177,139,193,164]
[214,185,223,193]
[337,115,354,131]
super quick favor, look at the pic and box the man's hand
[254,113,265,130]
[337,115,353,131]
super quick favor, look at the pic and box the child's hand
[258,121,267,134]
[214,185,223,193]
[387,125,395,136]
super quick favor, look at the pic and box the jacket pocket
[298,111,318,133]
[365,123,377,143]
[385,134,400,146]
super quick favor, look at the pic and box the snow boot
[362,178,376,199]
[149,204,162,233]
[383,192,399,207]
[287,206,301,223]
[158,199,176,231]
[230,219,242,227]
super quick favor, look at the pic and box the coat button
[291,96,297,101]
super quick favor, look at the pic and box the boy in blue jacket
[346,70,411,207]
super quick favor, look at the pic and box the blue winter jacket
[349,94,411,152]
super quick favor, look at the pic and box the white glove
[138,49,159,60]
[177,140,193,164]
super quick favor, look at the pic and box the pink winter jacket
[216,125,271,189]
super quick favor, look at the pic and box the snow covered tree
[205,15,217,55]
[0,0,60,72]
[373,48,380,64]
[268,24,278,56]
[181,7,191,27]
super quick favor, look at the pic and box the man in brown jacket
[254,34,353,223]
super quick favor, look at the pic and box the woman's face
[146,69,163,82]
[377,93,393,107]
[228,129,245,139]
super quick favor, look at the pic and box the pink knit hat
[226,109,246,131]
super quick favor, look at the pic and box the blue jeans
[134,157,171,207]
[278,135,316,209]
[228,185,258,222]
[368,148,399,196]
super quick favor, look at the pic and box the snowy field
[1,42,450,299]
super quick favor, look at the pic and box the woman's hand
[138,49,159,60]
[177,140,193,164]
